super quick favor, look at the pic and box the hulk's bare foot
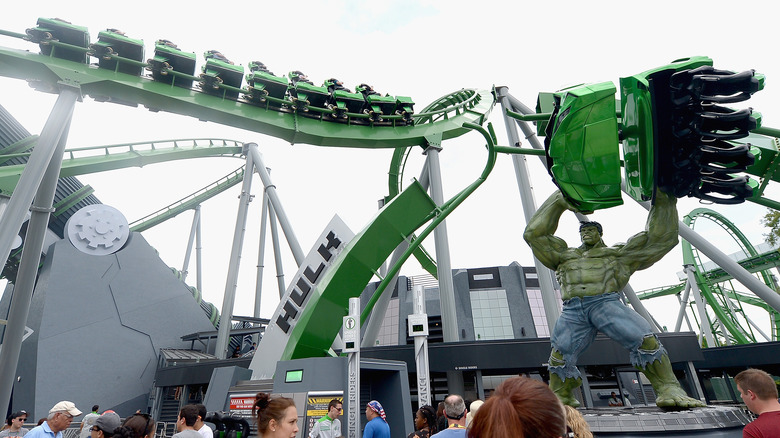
[639,353,706,409]
[655,385,706,409]
[549,373,581,407]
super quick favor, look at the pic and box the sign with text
[249,216,354,379]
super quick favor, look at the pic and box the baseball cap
[94,412,121,433]
[49,401,82,417]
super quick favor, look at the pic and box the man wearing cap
[430,395,467,437]
[0,411,29,438]
[363,400,389,438]
[90,413,121,438]
[25,401,81,438]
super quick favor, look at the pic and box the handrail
[129,166,246,232]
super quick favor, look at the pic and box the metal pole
[621,284,662,332]
[0,87,78,273]
[411,285,431,407]
[685,265,716,346]
[268,202,286,299]
[214,149,255,359]
[195,205,203,294]
[181,206,201,281]
[0,86,78,418]
[675,281,693,332]
[496,86,561,327]
[245,146,304,266]
[254,189,270,329]
[633,198,780,313]
[425,146,458,342]
[744,313,771,342]
[425,144,465,395]
[343,298,361,438]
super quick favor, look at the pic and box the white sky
[1,0,779,338]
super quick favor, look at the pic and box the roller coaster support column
[182,205,201,283]
[255,190,270,331]
[247,148,304,266]
[496,87,561,327]
[196,207,203,294]
[674,275,695,332]
[684,265,717,346]
[0,84,78,418]
[343,298,361,438]
[215,147,256,359]
[424,137,464,394]
[268,201,287,298]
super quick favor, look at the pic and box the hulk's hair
[579,221,603,235]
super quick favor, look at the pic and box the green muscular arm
[620,189,679,271]
[523,190,572,270]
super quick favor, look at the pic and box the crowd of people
[0,402,156,438]
[7,367,778,438]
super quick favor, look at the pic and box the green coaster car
[27,17,90,64]
[621,56,762,204]
[539,57,763,211]
[200,50,244,99]
[542,81,622,214]
[91,29,145,76]
[148,39,196,89]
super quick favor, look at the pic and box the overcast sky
[1,1,779,336]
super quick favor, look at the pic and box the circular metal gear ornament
[66,204,130,256]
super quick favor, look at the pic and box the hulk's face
[579,226,602,246]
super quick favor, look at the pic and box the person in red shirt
[735,368,780,438]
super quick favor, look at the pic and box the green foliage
[761,209,780,245]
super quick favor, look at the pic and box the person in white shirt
[193,405,212,438]
[308,399,341,438]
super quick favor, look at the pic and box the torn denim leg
[549,350,582,381]
[629,334,668,369]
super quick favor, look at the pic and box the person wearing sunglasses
[91,413,121,438]
[0,411,29,438]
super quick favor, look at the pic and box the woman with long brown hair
[252,393,298,438]
[113,413,156,438]
[468,376,566,438]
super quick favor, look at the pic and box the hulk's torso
[556,246,631,301]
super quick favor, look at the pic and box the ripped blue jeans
[549,292,666,381]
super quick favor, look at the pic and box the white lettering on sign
[250,216,355,379]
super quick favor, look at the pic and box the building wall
[0,233,217,419]
[367,262,548,347]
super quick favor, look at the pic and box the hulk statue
[523,189,705,408]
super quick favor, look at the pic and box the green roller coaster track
[4,17,780,362]
[0,19,506,366]
[0,28,493,150]
[637,208,780,346]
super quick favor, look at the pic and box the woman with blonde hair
[563,405,593,438]
[464,400,482,428]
